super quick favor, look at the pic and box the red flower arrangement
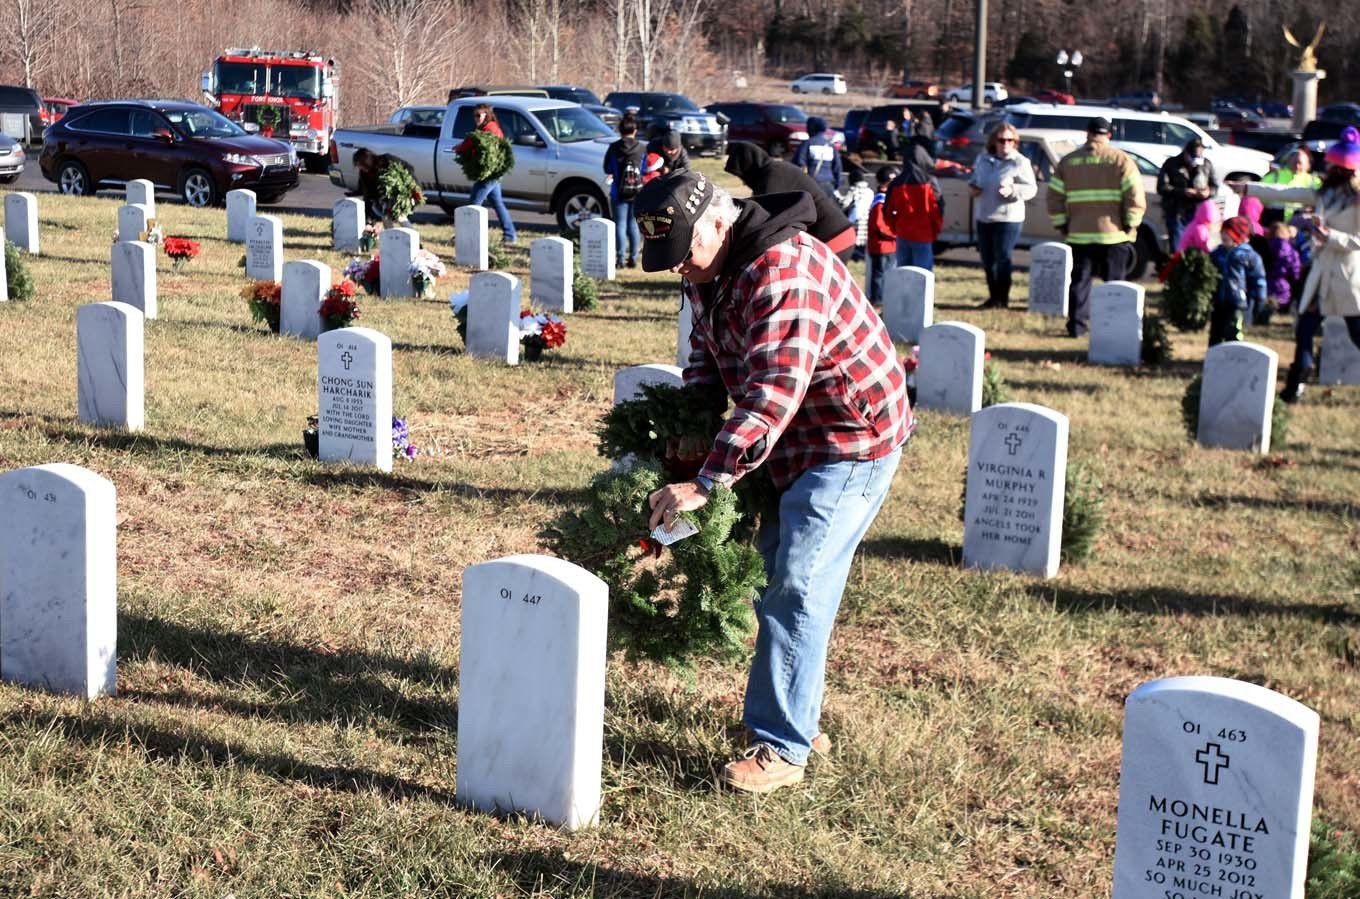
[343,255,381,295]
[539,317,566,349]
[319,281,361,330]
[163,236,201,270]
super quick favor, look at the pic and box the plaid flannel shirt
[682,230,913,490]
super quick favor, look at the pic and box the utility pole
[972,0,987,110]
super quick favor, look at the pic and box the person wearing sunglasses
[635,170,913,794]
[969,123,1037,308]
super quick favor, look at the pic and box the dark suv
[602,91,726,155]
[535,86,621,129]
[856,101,945,159]
[0,85,43,143]
[40,99,300,207]
[705,102,808,157]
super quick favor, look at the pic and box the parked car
[931,107,1005,168]
[40,99,300,207]
[841,108,869,152]
[1318,103,1360,125]
[448,86,549,101]
[855,101,944,158]
[0,85,43,143]
[534,86,621,129]
[1110,90,1161,111]
[945,82,1008,105]
[1271,139,1328,174]
[1032,88,1075,105]
[705,102,808,157]
[601,91,725,155]
[330,95,614,234]
[1184,111,1219,131]
[790,73,847,95]
[0,134,25,183]
[1215,107,1266,130]
[388,105,445,128]
[1302,119,1347,145]
[41,97,79,128]
[885,79,937,99]
[1217,128,1300,156]
[1260,101,1294,119]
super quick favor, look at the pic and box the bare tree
[357,0,463,110]
[0,0,58,88]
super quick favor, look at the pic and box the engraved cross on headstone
[341,351,353,370]
[1004,433,1023,455]
[1195,742,1230,785]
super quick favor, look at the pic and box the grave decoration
[1182,371,1290,449]
[981,353,1011,408]
[409,249,446,298]
[126,220,163,247]
[450,294,567,362]
[320,281,361,331]
[572,256,599,311]
[544,462,761,668]
[162,236,201,271]
[359,222,382,253]
[1141,313,1173,365]
[455,129,514,183]
[243,280,283,332]
[342,256,381,295]
[957,459,1106,565]
[1160,248,1218,332]
[377,164,423,223]
[487,241,511,270]
[4,240,34,301]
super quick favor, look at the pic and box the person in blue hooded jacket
[1208,215,1267,347]
[791,116,842,197]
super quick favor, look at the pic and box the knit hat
[1222,216,1251,245]
[1325,126,1360,170]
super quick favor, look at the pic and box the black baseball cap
[1087,116,1113,134]
[635,170,714,272]
[661,131,683,150]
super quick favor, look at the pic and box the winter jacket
[1260,168,1321,219]
[604,136,646,204]
[1210,242,1267,312]
[1245,181,1360,317]
[724,141,856,258]
[791,116,842,193]
[867,191,896,256]
[453,120,505,157]
[645,137,690,176]
[1177,200,1220,254]
[1156,152,1218,222]
[842,181,874,246]
[1267,236,1302,304]
[968,150,1038,223]
[883,146,943,243]
[680,192,913,490]
[1049,140,1145,245]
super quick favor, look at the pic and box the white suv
[1002,102,1272,180]
[947,82,1008,104]
[791,73,847,95]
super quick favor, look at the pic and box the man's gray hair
[697,185,741,232]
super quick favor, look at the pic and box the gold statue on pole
[1283,23,1325,72]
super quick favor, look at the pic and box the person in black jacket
[645,130,690,179]
[605,115,647,268]
[724,141,856,261]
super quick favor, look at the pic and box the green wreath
[4,240,35,300]
[1161,248,1219,332]
[456,129,515,183]
[378,162,423,222]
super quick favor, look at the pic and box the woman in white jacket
[969,123,1038,308]
[1237,126,1360,402]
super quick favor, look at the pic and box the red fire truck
[201,48,339,169]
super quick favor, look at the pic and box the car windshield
[531,106,614,143]
[551,88,600,105]
[215,62,268,95]
[764,105,807,124]
[935,114,976,139]
[646,94,700,113]
[161,107,247,139]
[272,65,322,100]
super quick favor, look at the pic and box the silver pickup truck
[330,95,615,233]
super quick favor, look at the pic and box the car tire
[56,159,92,196]
[554,181,608,236]
[822,88,831,94]
[1128,228,1162,282]
[179,167,218,208]
[256,192,286,205]
[791,86,802,94]
[0,174,17,185]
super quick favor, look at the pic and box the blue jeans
[867,252,891,305]
[470,178,516,242]
[1165,211,1187,256]
[613,198,642,264]
[976,220,1022,302]
[745,446,903,765]
[895,239,934,270]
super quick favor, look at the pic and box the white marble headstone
[466,272,521,365]
[1318,316,1360,385]
[117,204,151,244]
[317,327,393,472]
[125,179,156,216]
[1112,676,1318,899]
[883,266,934,344]
[4,191,39,254]
[1089,281,1144,366]
[77,302,144,431]
[281,260,329,341]
[379,226,418,298]
[455,205,489,270]
[0,463,117,698]
[457,554,607,830]
[916,321,985,416]
[332,198,365,252]
[245,214,283,282]
[580,218,616,280]
[530,236,573,313]
[110,241,157,319]
[1027,241,1071,317]
[613,364,684,405]
[677,293,695,369]
[226,189,257,243]
[1198,342,1278,453]
[962,402,1067,578]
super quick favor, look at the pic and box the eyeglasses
[998,137,1017,144]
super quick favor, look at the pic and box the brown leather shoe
[721,745,805,794]
[743,729,831,756]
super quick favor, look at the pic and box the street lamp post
[1056,49,1083,99]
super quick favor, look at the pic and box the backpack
[619,156,644,199]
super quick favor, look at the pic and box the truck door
[493,107,550,203]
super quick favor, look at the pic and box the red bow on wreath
[638,537,664,559]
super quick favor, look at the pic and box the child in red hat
[1208,215,1267,346]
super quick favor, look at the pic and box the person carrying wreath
[454,104,517,243]
[634,170,913,794]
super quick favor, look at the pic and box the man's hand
[648,480,710,532]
